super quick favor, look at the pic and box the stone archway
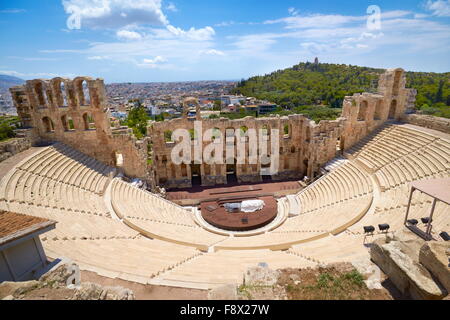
[389,100,397,120]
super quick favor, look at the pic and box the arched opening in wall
[305,127,311,143]
[291,146,296,153]
[60,82,68,107]
[164,130,173,143]
[226,158,237,184]
[393,70,402,96]
[35,82,48,107]
[225,127,235,138]
[303,159,309,177]
[389,100,397,120]
[67,116,75,130]
[181,164,188,177]
[61,115,69,132]
[239,126,248,139]
[225,127,235,146]
[261,125,270,141]
[42,117,54,133]
[211,127,222,143]
[83,113,96,130]
[358,101,368,121]
[191,163,202,186]
[189,129,198,141]
[82,80,91,106]
[336,136,345,155]
[374,100,382,120]
[283,124,291,138]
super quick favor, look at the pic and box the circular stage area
[200,196,278,232]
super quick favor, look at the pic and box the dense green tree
[233,62,450,119]
[0,116,20,142]
[126,102,149,139]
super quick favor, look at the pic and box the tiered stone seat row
[1,169,110,217]
[17,143,114,195]
[375,146,450,191]
[111,179,227,249]
[44,237,200,281]
[289,233,370,265]
[161,249,315,287]
[353,126,438,171]
[16,205,138,241]
[296,162,373,214]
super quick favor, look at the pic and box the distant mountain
[0,75,25,89]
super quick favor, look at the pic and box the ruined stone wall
[401,114,450,134]
[9,77,149,181]
[0,137,31,163]
[8,68,417,189]
[150,113,344,188]
[340,68,410,150]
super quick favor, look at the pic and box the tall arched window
[283,124,291,138]
[60,82,68,107]
[81,80,91,106]
[42,117,54,133]
[83,113,95,130]
[35,82,48,107]
[61,115,69,131]
[358,101,368,121]
[261,125,270,141]
[61,115,75,131]
[389,100,397,120]
[374,100,382,120]
[164,130,174,143]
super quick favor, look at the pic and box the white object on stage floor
[241,200,265,213]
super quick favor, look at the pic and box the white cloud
[143,56,166,64]
[116,29,142,40]
[137,56,169,68]
[62,0,168,29]
[265,14,364,29]
[166,2,178,12]
[215,21,235,27]
[87,56,110,60]
[166,25,215,40]
[425,0,450,16]
[200,49,225,56]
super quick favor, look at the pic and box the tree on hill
[233,62,450,119]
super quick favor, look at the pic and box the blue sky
[0,0,449,83]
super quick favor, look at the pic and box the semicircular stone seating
[0,124,448,288]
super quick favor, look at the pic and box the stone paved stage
[166,180,302,205]
[200,196,278,232]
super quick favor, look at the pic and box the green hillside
[232,62,450,119]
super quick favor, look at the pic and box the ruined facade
[150,68,412,188]
[9,68,413,189]
[149,112,345,188]
[340,68,412,150]
[9,77,149,181]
